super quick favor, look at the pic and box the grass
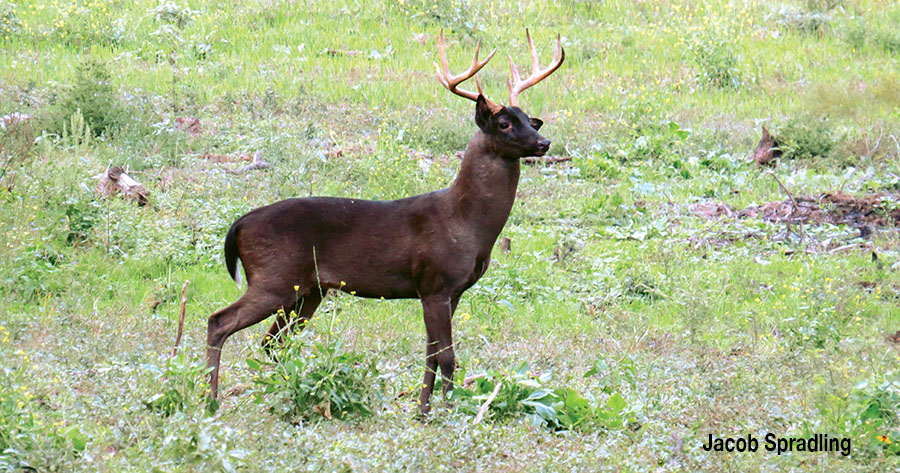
[2,0,900,471]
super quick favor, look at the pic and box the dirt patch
[691,192,900,227]
[690,202,735,219]
[175,116,203,136]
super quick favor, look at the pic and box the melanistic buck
[206,30,564,413]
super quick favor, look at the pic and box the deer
[206,29,564,413]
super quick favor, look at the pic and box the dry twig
[764,170,804,241]
[171,280,190,359]
[234,150,269,173]
[522,155,572,165]
[463,373,486,387]
[473,381,502,424]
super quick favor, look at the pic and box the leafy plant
[0,359,87,470]
[248,331,382,422]
[64,200,100,246]
[875,29,900,55]
[150,413,248,472]
[144,353,214,417]
[840,376,900,456]
[689,32,741,89]
[630,121,692,163]
[776,116,839,160]
[150,1,199,29]
[451,362,634,431]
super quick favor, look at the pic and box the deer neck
[447,132,521,241]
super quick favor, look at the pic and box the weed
[689,32,741,89]
[144,352,214,417]
[837,376,900,457]
[0,116,34,190]
[875,30,900,55]
[397,0,479,39]
[0,2,20,38]
[451,361,635,431]
[0,355,86,470]
[845,19,867,51]
[248,330,382,422]
[150,1,199,29]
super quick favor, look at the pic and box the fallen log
[233,150,269,173]
[752,125,781,167]
[94,166,149,206]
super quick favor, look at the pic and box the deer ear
[475,95,495,131]
[529,118,543,131]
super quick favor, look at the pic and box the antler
[434,29,498,107]
[506,29,565,107]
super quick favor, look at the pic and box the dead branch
[765,170,804,241]
[522,155,572,165]
[94,166,150,206]
[463,373,486,387]
[171,280,190,359]
[473,381,502,424]
[233,150,269,173]
[864,128,883,158]
[828,243,868,254]
[0,112,31,131]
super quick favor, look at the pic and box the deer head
[435,29,565,159]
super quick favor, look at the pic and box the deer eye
[499,122,511,130]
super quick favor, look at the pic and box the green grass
[2,0,900,471]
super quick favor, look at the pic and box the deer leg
[206,287,294,399]
[262,291,324,360]
[418,294,455,414]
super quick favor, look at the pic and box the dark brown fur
[206,97,551,412]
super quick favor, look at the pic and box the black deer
[206,30,564,413]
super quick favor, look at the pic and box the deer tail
[224,220,242,289]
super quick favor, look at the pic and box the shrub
[248,330,382,422]
[875,29,900,55]
[776,116,839,160]
[49,58,129,138]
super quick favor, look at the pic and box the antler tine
[434,28,496,103]
[507,29,565,107]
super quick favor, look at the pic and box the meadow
[1,0,900,471]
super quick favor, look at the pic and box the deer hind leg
[206,286,295,399]
[418,294,456,414]
[262,290,325,360]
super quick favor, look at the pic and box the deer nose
[537,139,551,152]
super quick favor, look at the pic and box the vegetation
[1,0,900,471]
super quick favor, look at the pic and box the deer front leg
[418,294,456,414]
